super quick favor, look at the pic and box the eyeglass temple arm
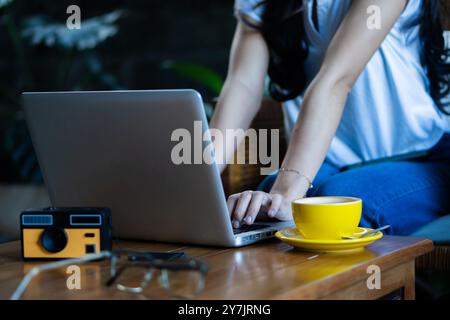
[10,251,111,300]
[105,264,128,287]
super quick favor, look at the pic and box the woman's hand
[227,191,293,228]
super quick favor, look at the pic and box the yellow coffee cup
[291,196,362,240]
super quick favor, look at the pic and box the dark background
[0,0,236,183]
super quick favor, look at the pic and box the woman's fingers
[227,193,241,217]
[227,191,284,227]
[267,193,283,218]
[232,191,253,228]
[242,191,267,225]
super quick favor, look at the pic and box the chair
[221,98,288,196]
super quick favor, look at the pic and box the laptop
[22,90,293,247]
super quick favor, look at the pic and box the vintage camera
[20,207,112,259]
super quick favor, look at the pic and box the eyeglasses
[11,250,208,300]
[106,249,208,299]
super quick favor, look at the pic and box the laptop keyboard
[233,224,271,234]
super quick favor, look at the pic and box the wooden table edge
[272,237,434,300]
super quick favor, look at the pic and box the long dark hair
[255,0,450,114]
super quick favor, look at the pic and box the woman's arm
[229,0,408,226]
[210,20,269,172]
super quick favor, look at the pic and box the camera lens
[40,227,68,253]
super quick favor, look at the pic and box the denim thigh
[312,160,450,235]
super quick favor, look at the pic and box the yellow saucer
[275,227,383,253]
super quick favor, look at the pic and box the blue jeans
[258,134,450,235]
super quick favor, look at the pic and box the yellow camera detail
[20,207,112,259]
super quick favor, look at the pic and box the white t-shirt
[235,0,450,168]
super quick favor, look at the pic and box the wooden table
[0,236,433,300]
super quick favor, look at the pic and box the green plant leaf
[161,60,224,95]
[0,0,13,9]
[21,9,124,50]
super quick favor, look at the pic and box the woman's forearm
[210,76,264,172]
[210,21,269,172]
[271,74,351,200]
